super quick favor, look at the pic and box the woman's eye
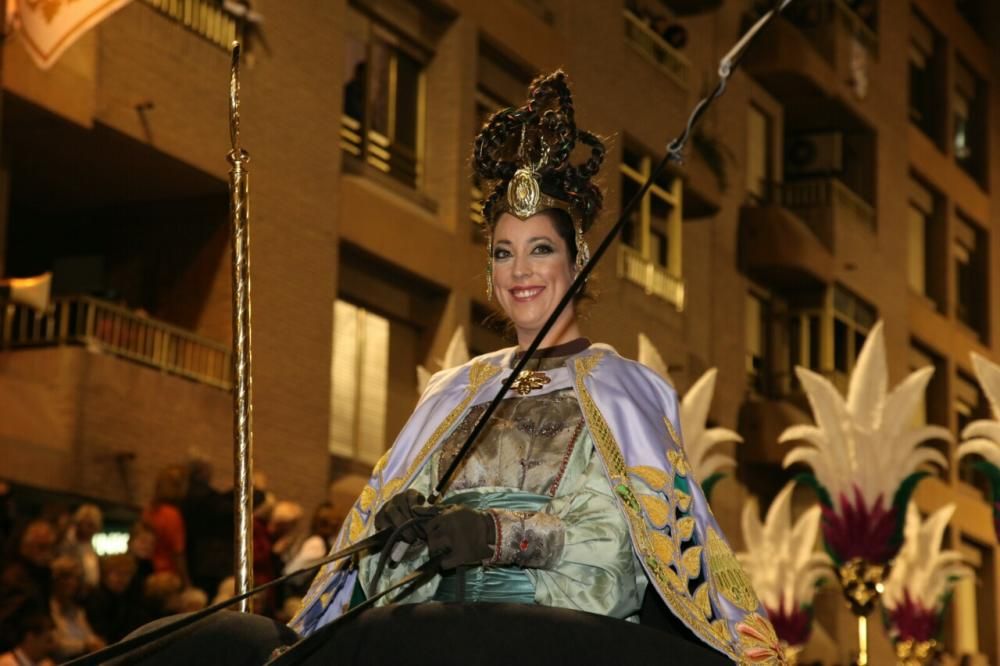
[531,244,554,255]
[493,248,511,260]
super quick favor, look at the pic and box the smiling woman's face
[491,211,580,348]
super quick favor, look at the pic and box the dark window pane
[650,229,668,267]
[834,318,848,373]
[343,38,368,123]
[394,52,421,152]
[368,40,391,138]
[909,61,932,131]
[650,193,673,267]
[620,175,641,250]
[807,315,821,370]
[624,146,644,172]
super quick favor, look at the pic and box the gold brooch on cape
[511,370,551,395]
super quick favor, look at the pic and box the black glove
[422,506,495,570]
[374,489,428,544]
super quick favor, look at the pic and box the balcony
[2,296,232,389]
[738,197,834,289]
[340,115,420,188]
[742,0,876,106]
[617,245,685,311]
[0,297,233,504]
[623,9,691,90]
[141,0,245,50]
[782,177,876,247]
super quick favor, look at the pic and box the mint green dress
[357,351,647,620]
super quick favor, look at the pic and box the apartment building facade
[0,0,997,662]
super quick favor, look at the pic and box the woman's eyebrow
[494,236,553,245]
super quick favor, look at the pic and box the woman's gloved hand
[421,506,496,570]
[374,489,428,544]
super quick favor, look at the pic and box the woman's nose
[512,254,532,278]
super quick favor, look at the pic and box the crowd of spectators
[0,462,340,664]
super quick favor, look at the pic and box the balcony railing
[782,177,875,241]
[623,9,690,90]
[1,296,232,390]
[782,0,878,59]
[142,0,244,51]
[617,245,685,310]
[340,116,420,188]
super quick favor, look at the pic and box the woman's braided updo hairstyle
[473,70,606,233]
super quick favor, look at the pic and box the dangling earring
[574,222,590,277]
[486,233,494,301]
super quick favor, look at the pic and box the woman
[290,72,785,665]
[49,556,105,661]
[142,466,189,585]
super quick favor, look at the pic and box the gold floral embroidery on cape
[574,352,786,664]
[736,613,787,665]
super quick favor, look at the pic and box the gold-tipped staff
[228,40,254,612]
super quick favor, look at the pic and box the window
[618,143,684,307]
[788,310,822,375]
[342,7,426,188]
[907,176,945,310]
[746,290,769,394]
[832,284,876,382]
[330,300,390,466]
[909,341,947,427]
[746,105,772,204]
[469,88,506,233]
[954,58,986,184]
[954,214,989,340]
[333,244,449,467]
[909,11,943,145]
[471,40,535,232]
[620,145,682,273]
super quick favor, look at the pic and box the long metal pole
[227,41,254,612]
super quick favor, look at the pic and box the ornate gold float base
[895,639,936,666]
[838,558,888,666]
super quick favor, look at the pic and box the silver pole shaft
[227,41,254,612]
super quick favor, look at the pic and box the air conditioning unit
[785,131,844,177]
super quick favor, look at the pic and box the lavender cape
[290,345,785,664]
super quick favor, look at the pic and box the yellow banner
[11,0,133,70]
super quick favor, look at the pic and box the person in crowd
[282,502,339,597]
[176,588,208,614]
[182,456,233,598]
[49,556,105,661]
[0,520,56,623]
[59,504,103,591]
[142,466,188,585]
[142,571,184,620]
[128,521,156,582]
[84,553,147,644]
[269,501,304,573]
[0,609,55,666]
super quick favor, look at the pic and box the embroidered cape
[290,345,785,664]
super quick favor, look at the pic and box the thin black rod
[265,554,445,665]
[63,531,387,666]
